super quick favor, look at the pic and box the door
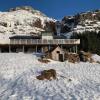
[59,54,64,62]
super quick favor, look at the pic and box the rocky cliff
[61,10,100,33]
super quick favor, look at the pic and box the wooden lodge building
[0,31,80,54]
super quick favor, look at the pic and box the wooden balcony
[10,39,80,45]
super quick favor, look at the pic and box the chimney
[56,21,61,36]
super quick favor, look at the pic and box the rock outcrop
[61,10,100,33]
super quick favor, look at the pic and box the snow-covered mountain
[0,6,100,40]
[0,6,56,37]
[61,10,100,33]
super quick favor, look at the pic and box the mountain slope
[0,6,55,37]
[61,10,100,33]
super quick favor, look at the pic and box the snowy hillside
[0,6,55,39]
[0,7,100,40]
[0,53,100,100]
[61,10,100,33]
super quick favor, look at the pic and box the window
[56,51,60,53]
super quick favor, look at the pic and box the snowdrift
[0,53,100,100]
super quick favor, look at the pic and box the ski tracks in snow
[0,53,100,100]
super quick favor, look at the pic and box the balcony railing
[10,39,80,45]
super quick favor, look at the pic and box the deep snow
[0,53,100,100]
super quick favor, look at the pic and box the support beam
[23,45,25,53]
[76,45,77,53]
[41,47,43,53]
[48,45,51,51]
[61,45,63,49]
[69,48,71,52]
[73,46,75,53]
[0,48,1,53]
[9,45,11,53]
[36,45,37,52]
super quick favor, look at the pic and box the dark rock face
[60,24,71,33]
[44,21,56,33]
[75,11,100,21]
[62,10,100,24]
[0,22,8,27]
[62,16,75,24]
[36,69,56,80]
[61,10,100,33]
[32,19,43,28]
[60,16,76,33]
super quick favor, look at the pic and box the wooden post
[9,45,11,53]
[41,47,43,53]
[69,47,71,52]
[74,46,76,53]
[61,45,63,49]
[48,45,51,51]
[0,48,1,53]
[63,53,65,61]
[76,45,77,53]
[23,45,25,53]
[73,46,75,53]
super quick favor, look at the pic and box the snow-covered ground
[92,54,100,62]
[0,53,100,100]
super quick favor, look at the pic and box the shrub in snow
[68,79,72,82]
[97,61,100,64]
[65,53,80,63]
[36,69,56,80]
[38,59,50,63]
[79,51,94,63]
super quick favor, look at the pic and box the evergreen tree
[75,31,100,55]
